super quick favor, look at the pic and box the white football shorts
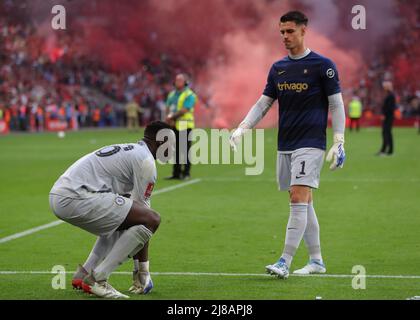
[49,189,132,237]
[277,148,325,191]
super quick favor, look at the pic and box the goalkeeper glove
[229,127,247,152]
[326,133,346,171]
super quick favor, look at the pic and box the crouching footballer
[49,121,175,298]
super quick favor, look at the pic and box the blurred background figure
[125,98,142,131]
[165,73,197,180]
[377,81,396,156]
[348,94,363,132]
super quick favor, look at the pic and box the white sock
[140,261,149,272]
[133,259,140,272]
[93,225,153,281]
[83,232,120,272]
[304,202,323,262]
[281,203,308,267]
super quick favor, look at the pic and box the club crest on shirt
[115,196,125,206]
[326,68,335,78]
[144,182,155,199]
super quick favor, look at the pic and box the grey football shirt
[50,141,156,207]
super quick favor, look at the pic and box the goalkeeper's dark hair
[144,121,173,141]
[280,11,308,26]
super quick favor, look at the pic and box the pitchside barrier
[45,119,68,132]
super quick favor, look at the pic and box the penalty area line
[0,179,201,245]
[0,271,420,280]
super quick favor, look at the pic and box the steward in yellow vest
[165,74,197,180]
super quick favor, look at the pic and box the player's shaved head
[144,121,172,141]
[143,121,175,161]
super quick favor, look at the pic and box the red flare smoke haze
[6,0,420,127]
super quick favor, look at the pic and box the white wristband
[333,133,345,144]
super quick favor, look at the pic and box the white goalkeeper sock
[93,225,153,281]
[303,202,323,262]
[281,203,308,267]
[83,232,120,273]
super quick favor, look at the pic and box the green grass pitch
[0,127,419,300]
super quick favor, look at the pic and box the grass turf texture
[0,128,419,300]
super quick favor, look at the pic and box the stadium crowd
[0,18,182,132]
[352,0,420,120]
[0,0,419,133]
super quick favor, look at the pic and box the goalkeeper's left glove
[326,133,346,171]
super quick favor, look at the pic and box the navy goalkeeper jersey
[263,51,341,152]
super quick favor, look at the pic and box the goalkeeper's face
[279,21,306,51]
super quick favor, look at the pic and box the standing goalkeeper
[230,11,346,279]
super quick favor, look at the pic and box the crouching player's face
[279,21,305,51]
[155,129,176,163]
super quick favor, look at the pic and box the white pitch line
[0,270,420,280]
[153,178,201,195]
[0,179,201,245]
[201,177,420,183]
[0,221,64,244]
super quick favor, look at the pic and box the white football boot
[293,259,326,275]
[265,258,289,279]
[129,270,154,294]
[82,273,129,299]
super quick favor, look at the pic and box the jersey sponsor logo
[326,68,335,78]
[144,182,154,199]
[115,196,126,206]
[277,81,309,93]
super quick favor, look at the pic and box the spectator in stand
[103,103,115,127]
[92,106,101,127]
[125,98,142,131]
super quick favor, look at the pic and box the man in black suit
[377,81,396,156]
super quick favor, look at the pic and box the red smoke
[23,0,417,127]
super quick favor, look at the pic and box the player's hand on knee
[229,127,246,152]
[326,133,345,171]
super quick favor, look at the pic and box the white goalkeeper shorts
[276,148,325,191]
[49,189,132,237]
